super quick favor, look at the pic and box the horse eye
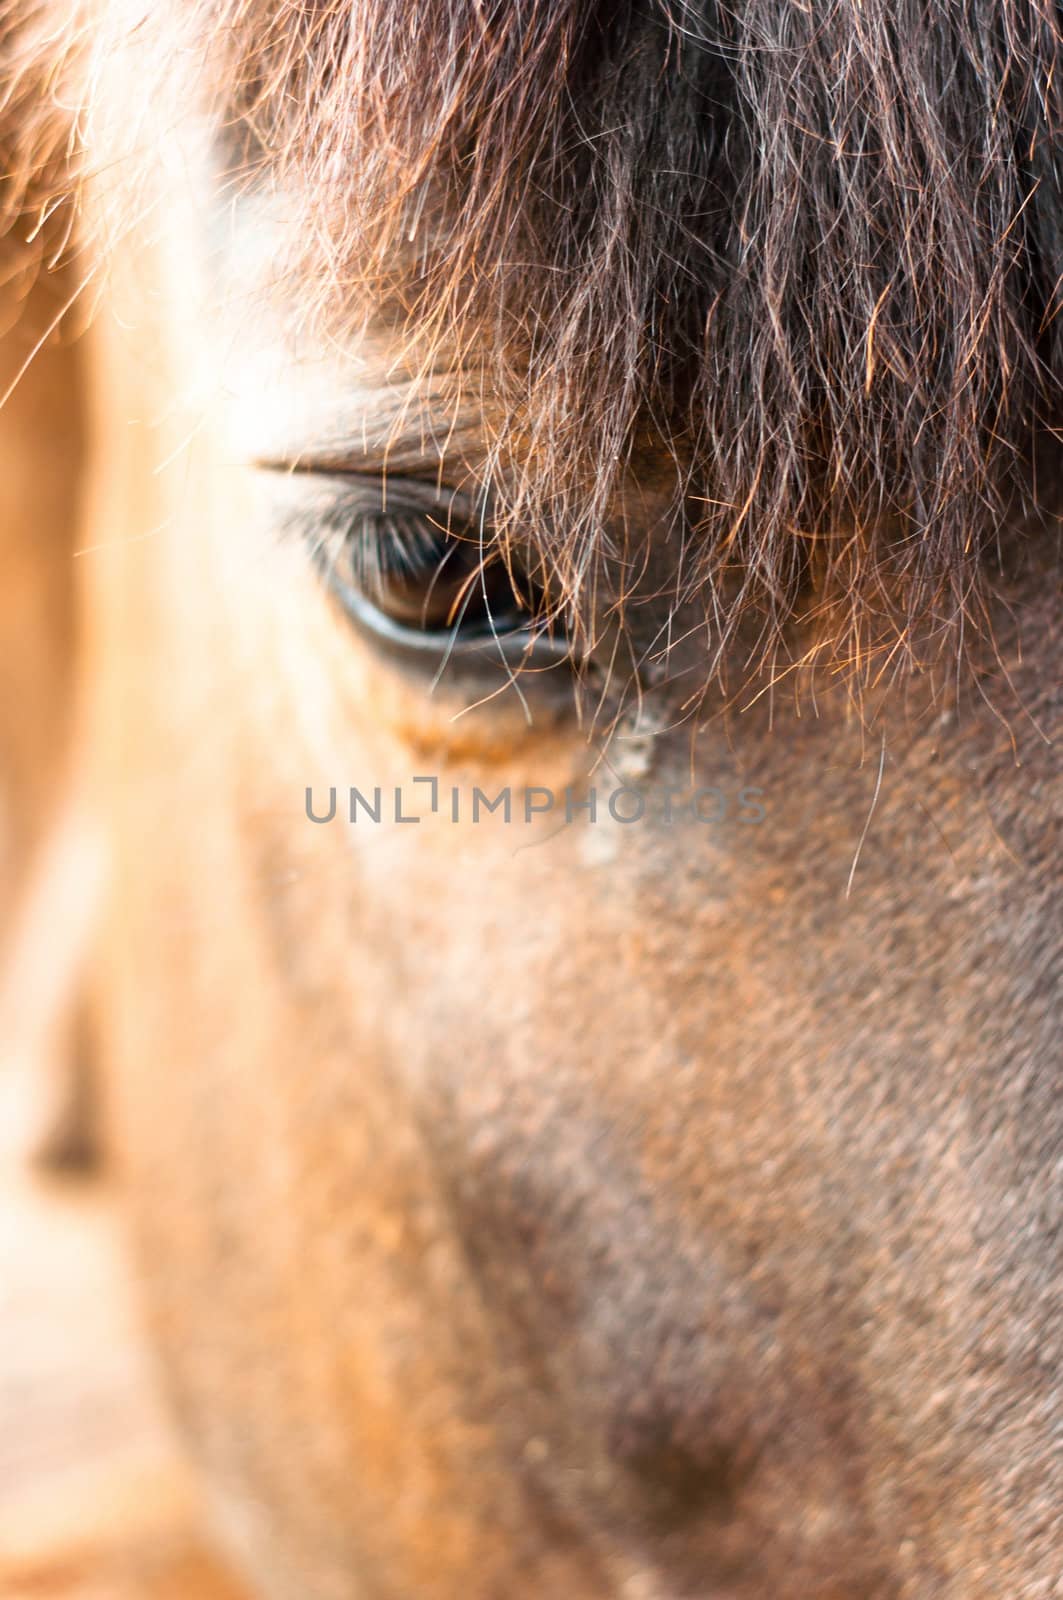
[288,476,570,668]
[339,505,532,639]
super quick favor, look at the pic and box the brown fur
[0,6,1060,1600]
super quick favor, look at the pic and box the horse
[1,1,1060,1595]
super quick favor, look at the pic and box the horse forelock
[3,0,1062,696]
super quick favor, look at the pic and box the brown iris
[347,505,529,637]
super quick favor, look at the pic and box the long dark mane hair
[3,0,1061,684]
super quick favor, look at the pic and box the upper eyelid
[257,461,485,524]
[265,469,505,585]
[265,469,503,591]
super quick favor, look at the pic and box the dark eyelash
[279,476,486,591]
[344,509,459,592]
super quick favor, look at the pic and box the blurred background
[0,254,244,1600]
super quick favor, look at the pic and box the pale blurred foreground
[0,1103,248,1600]
[0,259,247,1600]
